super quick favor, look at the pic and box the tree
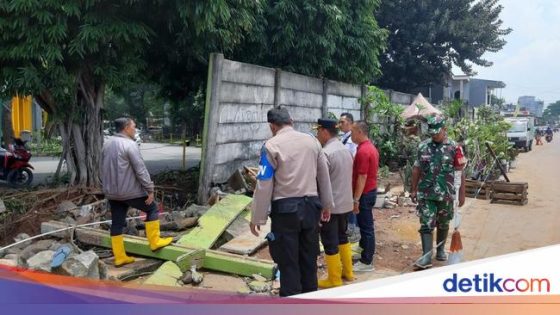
[375,0,511,92]
[0,0,152,187]
[234,0,388,84]
[1,1,267,186]
[542,101,560,124]
[490,95,506,109]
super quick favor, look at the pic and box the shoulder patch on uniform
[257,144,275,181]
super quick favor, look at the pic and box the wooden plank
[491,198,528,206]
[41,221,205,272]
[144,261,182,287]
[219,221,271,255]
[492,182,528,194]
[105,258,163,281]
[492,193,527,201]
[177,194,252,249]
[203,250,276,280]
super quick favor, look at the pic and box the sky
[465,0,560,105]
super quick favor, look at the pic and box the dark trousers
[109,197,158,236]
[357,189,377,264]
[269,196,322,297]
[347,212,357,225]
[320,213,350,255]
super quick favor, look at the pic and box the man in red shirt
[350,121,379,272]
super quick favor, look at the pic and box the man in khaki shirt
[250,107,334,297]
[314,119,354,289]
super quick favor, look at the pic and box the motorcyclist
[0,146,5,176]
[546,126,553,136]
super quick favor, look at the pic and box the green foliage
[104,84,165,127]
[0,0,152,110]
[442,99,464,120]
[361,86,405,166]
[542,101,560,124]
[447,106,514,179]
[235,0,388,84]
[375,0,511,92]
[28,136,63,157]
[144,0,262,103]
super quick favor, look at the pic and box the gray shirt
[101,133,154,201]
[323,138,354,214]
[251,126,334,225]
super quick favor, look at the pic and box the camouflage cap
[427,115,446,135]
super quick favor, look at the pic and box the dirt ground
[460,135,560,260]
[230,136,560,291]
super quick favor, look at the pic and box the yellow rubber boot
[111,235,135,267]
[318,253,343,289]
[339,243,355,281]
[145,220,173,251]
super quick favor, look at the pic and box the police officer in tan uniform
[250,107,334,297]
[314,119,354,288]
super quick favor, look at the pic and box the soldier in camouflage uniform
[410,115,466,269]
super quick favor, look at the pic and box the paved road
[461,134,560,260]
[2,143,202,187]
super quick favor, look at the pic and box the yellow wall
[11,95,33,137]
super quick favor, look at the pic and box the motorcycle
[546,134,553,143]
[0,138,34,187]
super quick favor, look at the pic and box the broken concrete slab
[184,204,210,218]
[20,239,58,261]
[220,221,271,256]
[191,268,203,285]
[177,194,252,249]
[62,216,77,226]
[144,261,182,287]
[27,250,55,272]
[42,220,276,279]
[56,200,77,214]
[41,221,205,272]
[105,258,162,281]
[0,258,18,267]
[252,274,268,282]
[223,210,251,241]
[248,280,270,293]
[159,217,198,231]
[13,233,32,248]
[181,270,193,284]
[74,250,100,279]
[56,250,100,279]
[227,169,250,192]
[79,204,93,217]
[6,247,22,255]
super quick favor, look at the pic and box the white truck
[504,116,535,152]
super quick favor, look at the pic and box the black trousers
[320,212,350,255]
[108,197,159,236]
[269,196,322,297]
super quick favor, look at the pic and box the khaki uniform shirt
[251,126,334,225]
[323,138,353,214]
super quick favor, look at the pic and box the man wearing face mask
[410,115,467,270]
[250,107,334,297]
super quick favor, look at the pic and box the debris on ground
[0,168,432,295]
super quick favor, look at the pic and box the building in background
[423,74,506,107]
[518,96,544,118]
[0,96,45,141]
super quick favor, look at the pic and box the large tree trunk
[37,73,104,188]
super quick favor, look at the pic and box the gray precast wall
[198,53,416,203]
